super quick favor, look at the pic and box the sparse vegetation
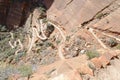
[0,27,26,63]
[107,38,118,47]
[0,62,18,80]
[56,40,61,44]
[44,41,53,47]
[86,50,99,59]
[1,0,120,79]
[18,65,33,77]
[88,63,96,71]
[95,13,108,19]
[14,51,26,62]
[0,62,33,79]
[0,25,7,32]
[66,36,71,41]
[115,43,120,49]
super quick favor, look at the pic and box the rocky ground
[0,0,120,80]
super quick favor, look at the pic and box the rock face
[46,0,116,34]
[92,7,120,33]
[30,50,120,80]
[0,0,10,25]
[0,0,39,29]
[0,0,30,29]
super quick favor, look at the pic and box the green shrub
[0,62,18,80]
[86,50,99,59]
[18,65,33,77]
[56,40,61,44]
[107,38,117,47]
[0,25,7,32]
[115,44,120,49]
[66,36,70,41]
[95,13,108,19]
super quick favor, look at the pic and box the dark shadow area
[0,0,54,31]
[43,0,54,10]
